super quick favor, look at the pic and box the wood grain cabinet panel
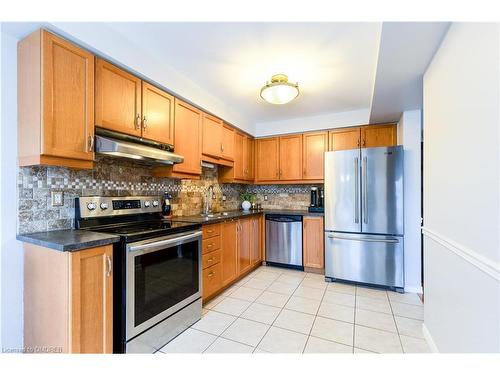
[361,123,397,148]
[303,217,324,269]
[18,29,95,169]
[328,128,361,151]
[202,113,223,158]
[24,244,113,353]
[303,132,328,180]
[256,137,279,181]
[279,134,303,180]
[221,220,238,286]
[141,82,174,145]
[172,99,202,175]
[237,218,252,275]
[95,58,142,137]
[221,123,235,161]
[250,216,261,266]
[202,263,222,300]
[234,132,246,180]
[243,136,255,180]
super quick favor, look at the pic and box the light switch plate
[264,195,268,201]
[51,191,64,206]
[222,195,227,201]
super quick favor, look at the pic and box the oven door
[126,230,202,341]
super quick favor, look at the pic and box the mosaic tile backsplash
[17,156,322,234]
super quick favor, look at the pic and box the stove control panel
[76,196,162,218]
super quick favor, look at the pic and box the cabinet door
[202,113,223,158]
[141,82,174,145]
[303,132,328,180]
[243,136,255,180]
[41,31,95,161]
[221,124,235,161]
[238,219,252,275]
[250,217,261,266]
[328,128,361,151]
[172,99,202,175]
[361,124,397,148]
[234,132,246,180]
[70,245,113,353]
[303,217,324,269]
[202,263,222,300]
[221,220,238,286]
[279,134,303,180]
[95,58,142,137]
[255,137,279,181]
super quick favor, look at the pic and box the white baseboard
[405,285,423,294]
[422,323,439,353]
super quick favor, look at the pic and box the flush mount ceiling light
[260,74,299,105]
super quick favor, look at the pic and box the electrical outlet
[51,191,64,206]
[212,193,216,199]
[222,195,227,201]
[264,195,268,201]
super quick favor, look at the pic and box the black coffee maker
[308,187,324,213]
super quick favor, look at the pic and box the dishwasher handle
[265,214,302,223]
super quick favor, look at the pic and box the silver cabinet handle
[327,234,399,243]
[106,255,112,277]
[354,157,359,223]
[142,115,147,130]
[135,114,141,130]
[363,156,368,224]
[87,135,94,152]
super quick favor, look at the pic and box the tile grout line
[302,280,328,353]
[387,292,405,353]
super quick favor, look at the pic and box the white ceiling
[107,22,382,124]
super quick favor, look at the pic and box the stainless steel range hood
[95,135,184,165]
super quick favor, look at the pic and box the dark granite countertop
[17,230,121,252]
[173,209,323,225]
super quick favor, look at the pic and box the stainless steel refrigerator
[324,146,404,291]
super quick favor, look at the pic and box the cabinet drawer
[202,263,222,299]
[202,223,221,239]
[202,236,221,254]
[202,249,221,269]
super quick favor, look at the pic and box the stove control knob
[87,202,96,211]
[152,200,159,207]
[144,201,151,208]
[100,202,109,210]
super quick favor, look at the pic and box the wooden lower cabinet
[24,244,113,353]
[237,218,253,274]
[250,216,262,266]
[202,263,222,299]
[221,220,238,286]
[303,216,324,269]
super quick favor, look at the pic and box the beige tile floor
[158,265,430,354]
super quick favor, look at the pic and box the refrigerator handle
[354,157,359,223]
[363,156,368,224]
[327,234,399,243]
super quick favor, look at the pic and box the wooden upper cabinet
[279,134,303,180]
[256,137,279,181]
[303,217,324,269]
[303,132,328,180]
[361,123,397,148]
[141,82,174,145]
[237,218,252,275]
[221,124,235,161]
[202,113,223,158]
[172,99,202,175]
[221,220,238,287]
[95,58,142,137]
[328,128,361,151]
[243,136,255,180]
[18,29,95,169]
[234,132,246,180]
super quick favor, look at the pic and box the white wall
[254,108,370,137]
[423,22,500,352]
[398,110,422,293]
[0,27,24,351]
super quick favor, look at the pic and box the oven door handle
[127,231,202,253]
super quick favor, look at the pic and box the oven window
[134,240,199,327]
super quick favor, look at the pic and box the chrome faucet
[203,185,214,215]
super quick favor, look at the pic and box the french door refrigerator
[324,146,404,291]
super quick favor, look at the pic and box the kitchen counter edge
[17,230,121,252]
[174,209,323,224]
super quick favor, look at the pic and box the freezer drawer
[265,215,303,267]
[325,232,404,288]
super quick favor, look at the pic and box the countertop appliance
[76,196,202,353]
[324,146,404,292]
[265,214,303,269]
[308,187,324,213]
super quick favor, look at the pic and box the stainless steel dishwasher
[265,214,303,269]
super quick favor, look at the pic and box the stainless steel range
[75,196,202,353]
